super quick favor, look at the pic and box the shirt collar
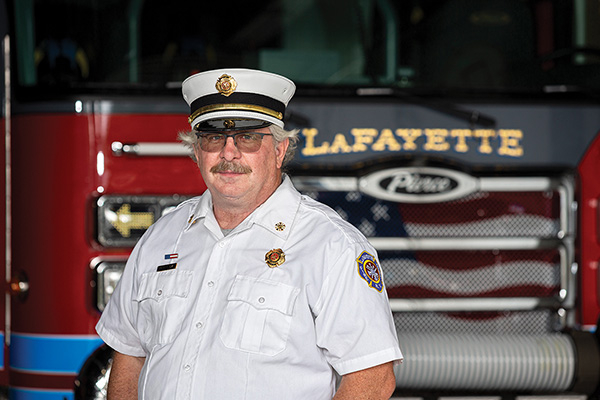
[243,174,300,240]
[185,174,301,240]
[185,189,213,230]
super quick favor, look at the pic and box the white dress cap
[182,68,296,131]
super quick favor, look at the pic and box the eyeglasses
[196,132,273,153]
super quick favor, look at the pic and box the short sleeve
[95,239,146,357]
[314,242,403,375]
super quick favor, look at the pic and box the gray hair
[178,124,299,166]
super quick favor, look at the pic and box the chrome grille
[294,173,575,334]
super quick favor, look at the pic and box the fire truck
[2,0,600,399]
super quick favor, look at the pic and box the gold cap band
[188,103,284,125]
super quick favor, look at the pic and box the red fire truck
[2,0,600,399]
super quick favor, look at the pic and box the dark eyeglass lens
[198,133,265,153]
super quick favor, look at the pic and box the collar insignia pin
[275,222,286,231]
[265,248,286,268]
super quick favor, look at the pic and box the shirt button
[184,364,191,372]
[207,281,214,288]
[157,290,163,296]
[196,322,203,329]
[219,241,225,248]
[258,297,265,304]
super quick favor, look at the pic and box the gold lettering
[450,129,472,153]
[474,129,496,154]
[498,129,523,157]
[372,129,401,151]
[300,127,524,158]
[424,129,450,151]
[396,129,422,150]
[350,129,378,152]
[301,128,329,156]
[329,133,353,154]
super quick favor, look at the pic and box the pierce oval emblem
[216,74,237,96]
[358,167,478,203]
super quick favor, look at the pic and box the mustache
[210,160,253,174]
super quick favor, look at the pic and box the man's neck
[212,204,254,230]
[211,174,284,230]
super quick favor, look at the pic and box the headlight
[96,195,189,247]
[93,260,126,312]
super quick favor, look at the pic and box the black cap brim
[194,118,273,132]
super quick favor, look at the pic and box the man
[96,68,402,399]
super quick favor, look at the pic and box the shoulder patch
[356,251,384,292]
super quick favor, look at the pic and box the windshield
[10,0,600,94]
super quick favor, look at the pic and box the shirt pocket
[134,269,192,350]
[220,275,300,356]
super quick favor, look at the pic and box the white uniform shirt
[96,176,402,400]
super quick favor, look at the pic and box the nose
[220,136,241,160]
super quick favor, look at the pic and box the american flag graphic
[303,189,561,302]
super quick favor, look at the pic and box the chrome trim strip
[292,175,563,193]
[389,297,550,312]
[292,176,359,192]
[368,237,551,251]
[478,177,556,191]
[559,241,576,309]
[4,34,12,347]
[558,175,576,238]
[112,141,192,157]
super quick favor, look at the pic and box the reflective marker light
[96,195,189,247]
[94,261,126,312]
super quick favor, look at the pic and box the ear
[192,142,202,165]
[275,138,289,169]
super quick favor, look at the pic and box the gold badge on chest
[265,248,286,268]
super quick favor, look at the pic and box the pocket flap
[228,275,299,315]
[136,270,193,302]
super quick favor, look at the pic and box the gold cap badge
[265,248,286,268]
[215,74,237,96]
